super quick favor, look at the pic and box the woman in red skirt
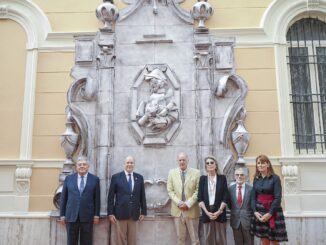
[250,154,288,244]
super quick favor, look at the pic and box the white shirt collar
[180,168,188,174]
[124,170,133,176]
[78,173,88,179]
[236,183,245,189]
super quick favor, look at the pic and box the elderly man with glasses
[228,167,254,245]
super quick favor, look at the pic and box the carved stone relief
[144,179,170,214]
[15,167,32,195]
[282,165,299,195]
[54,2,250,244]
[130,64,181,146]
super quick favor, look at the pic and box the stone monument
[53,0,250,244]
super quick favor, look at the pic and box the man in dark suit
[228,167,254,245]
[107,156,147,245]
[59,157,101,245]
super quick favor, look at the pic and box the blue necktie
[80,176,85,196]
[128,174,132,193]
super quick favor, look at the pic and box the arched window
[287,18,326,154]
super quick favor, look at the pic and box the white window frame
[261,0,326,156]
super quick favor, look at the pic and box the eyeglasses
[205,161,215,165]
[235,174,244,177]
[77,162,88,167]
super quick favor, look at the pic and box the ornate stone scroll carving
[282,165,299,194]
[130,64,181,146]
[216,75,248,148]
[144,179,170,214]
[118,0,193,24]
[15,167,32,195]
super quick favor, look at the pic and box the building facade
[0,0,325,244]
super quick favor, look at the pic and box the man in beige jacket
[167,152,200,245]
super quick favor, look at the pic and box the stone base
[0,214,323,244]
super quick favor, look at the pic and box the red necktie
[237,185,242,207]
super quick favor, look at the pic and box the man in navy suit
[107,156,147,245]
[59,157,101,245]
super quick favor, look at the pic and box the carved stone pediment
[130,64,181,146]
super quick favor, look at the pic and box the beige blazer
[167,167,200,218]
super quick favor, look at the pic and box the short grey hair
[77,156,88,164]
[177,152,188,160]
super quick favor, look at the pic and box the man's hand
[139,215,145,221]
[178,202,189,211]
[93,217,100,225]
[109,215,117,225]
[58,217,65,225]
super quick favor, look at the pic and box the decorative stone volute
[96,0,119,32]
[191,0,213,30]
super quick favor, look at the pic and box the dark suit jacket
[198,174,229,223]
[228,183,253,230]
[107,171,147,220]
[60,172,100,223]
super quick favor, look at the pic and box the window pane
[287,18,326,41]
[317,47,326,146]
[288,47,316,150]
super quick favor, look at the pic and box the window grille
[287,18,326,154]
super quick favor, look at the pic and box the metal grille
[287,18,326,154]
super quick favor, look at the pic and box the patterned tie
[181,171,186,201]
[128,174,132,193]
[80,176,85,196]
[237,185,242,207]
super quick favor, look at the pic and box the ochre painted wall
[235,47,281,157]
[29,168,61,211]
[0,20,26,158]
[182,0,273,28]
[32,52,74,159]
[31,0,273,32]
